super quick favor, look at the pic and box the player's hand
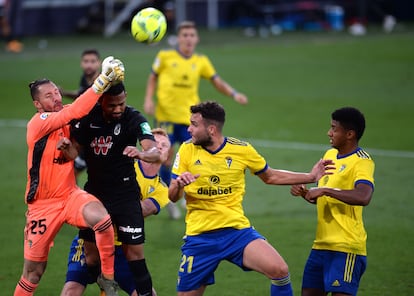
[304,187,324,204]
[233,92,248,105]
[291,184,308,197]
[92,56,125,94]
[56,137,72,150]
[143,98,155,115]
[176,172,200,187]
[123,146,141,158]
[110,58,125,83]
[309,159,335,182]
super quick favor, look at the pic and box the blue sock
[270,274,293,296]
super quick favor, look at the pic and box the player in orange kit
[13,56,124,296]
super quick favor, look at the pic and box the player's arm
[143,72,158,115]
[123,139,160,163]
[169,172,199,202]
[56,137,78,160]
[59,88,78,100]
[141,199,159,217]
[290,184,315,204]
[169,177,184,203]
[305,183,373,206]
[258,159,335,185]
[32,57,124,138]
[211,76,248,105]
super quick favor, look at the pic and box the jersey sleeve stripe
[26,135,49,203]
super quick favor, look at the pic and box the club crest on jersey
[114,123,121,135]
[91,136,113,155]
[321,175,329,186]
[338,164,346,172]
[225,156,232,168]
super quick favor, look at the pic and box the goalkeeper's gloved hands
[92,56,125,94]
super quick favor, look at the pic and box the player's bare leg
[177,285,207,296]
[243,239,293,296]
[14,260,46,295]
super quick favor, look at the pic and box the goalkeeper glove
[92,56,125,94]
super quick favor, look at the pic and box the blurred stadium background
[13,0,414,37]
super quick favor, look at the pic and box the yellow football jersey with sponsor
[172,137,268,235]
[152,49,216,125]
[313,148,375,255]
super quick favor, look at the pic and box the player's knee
[83,201,110,227]
[268,261,290,279]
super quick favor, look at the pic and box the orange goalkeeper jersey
[25,88,100,203]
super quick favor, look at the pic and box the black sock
[128,259,153,296]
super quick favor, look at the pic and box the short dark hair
[332,107,366,140]
[29,78,51,101]
[104,82,125,96]
[81,49,100,59]
[190,101,225,131]
[176,20,196,34]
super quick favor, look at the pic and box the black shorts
[82,179,145,245]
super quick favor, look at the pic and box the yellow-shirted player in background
[291,107,375,296]
[143,20,248,220]
[168,101,335,296]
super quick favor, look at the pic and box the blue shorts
[177,227,265,292]
[156,121,190,145]
[65,236,135,295]
[302,249,367,296]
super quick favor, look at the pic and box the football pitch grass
[0,26,413,295]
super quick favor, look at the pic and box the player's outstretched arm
[211,76,248,105]
[123,140,160,163]
[143,73,157,115]
[305,183,373,206]
[258,159,334,185]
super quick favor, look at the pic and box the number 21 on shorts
[179,254,194,273]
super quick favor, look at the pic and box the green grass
[0,26,413,295]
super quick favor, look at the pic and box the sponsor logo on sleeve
[40,113,50,120]
[140,122,152,135]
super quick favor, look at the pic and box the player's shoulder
[124,105,145,120]
[183,138,193,145]
[80,104,100,122]
[355,148,373,160]
[226,137,249,146]
[158,48,177,57]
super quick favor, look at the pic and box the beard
[193,133,213,147]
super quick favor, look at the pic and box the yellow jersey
[134,160,169,211]
[171,137,268,235]
[152,49,216,125]
[313,148,375,255]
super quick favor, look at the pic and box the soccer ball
[131,7,167,44]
